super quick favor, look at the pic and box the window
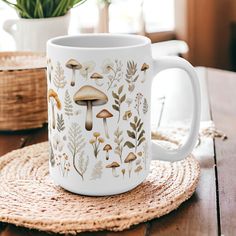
[0,0,175,50]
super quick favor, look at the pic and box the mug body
[47,34,153,196]
[15,14,70,52]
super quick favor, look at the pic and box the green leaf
[112,105,119,111]
[137,122,143,132]
[133,75,139,82]
[134,116,138,123]
[137,118,141,127]
[138,130,145,140]
[138,137,146,146]
[124,141,135,149]
[118,85,123,94]
[127,130,135,139]
[130,122,136,131]
[112,91,119,99]
[120,94,126,103]
[115,100,120,105]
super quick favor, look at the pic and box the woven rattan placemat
[0,142,200,234]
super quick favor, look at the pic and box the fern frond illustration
[125,60,139,92]
[57,113,65,132]
[112,85,126,122]
[53,62,66,90]
[114,127,124,163]
[67,123,88,180]
[124,116,146,153]
[90,160,103,180]
[64,90,74,117]
[143,98,148,114]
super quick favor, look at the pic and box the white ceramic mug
[47,34,201,196]
[3,13,70,52]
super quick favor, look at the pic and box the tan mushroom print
[47,55,151,192]
[73,86,108,131]
[141,63,149,83]
[65,59,82,86]
[48,89,61,129]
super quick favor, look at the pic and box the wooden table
[0,68,235,236]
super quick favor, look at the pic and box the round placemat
[0,142,200,234]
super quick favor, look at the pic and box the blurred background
[1,0,236,70]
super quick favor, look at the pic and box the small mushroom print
[48,89,61,129]
[73,86,108,131]
[103,144,112,160]
[96,109,113,139]
[90,72,104,86]
[121,168,125,178]
[124,152,137,178]
[66,59,82,86]
[134,165,142,175]
[106,162,120,177]
[80,61,95,79]
[141,63,149,83]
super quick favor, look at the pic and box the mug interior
[49,34,151,49]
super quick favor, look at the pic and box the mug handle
[151,56,201,162]
[3,19,17,37]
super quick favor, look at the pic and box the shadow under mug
[47,34,201,196]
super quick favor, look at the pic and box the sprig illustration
[67,123,88,180]
[53,62,66,90]
[90,160,103,180]
[57,113,65,132]
[102,59,123,90]
[114,127,124,163]
[143,98,148,114]
[64,90,74,117]
[55,153,70,177]
[112,85,126,122]
[134,93,143,115]
[125,60,139,92]
[124,116,146,153]
[89,132,104,158]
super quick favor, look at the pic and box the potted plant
[2,0,87,52]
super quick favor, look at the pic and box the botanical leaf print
[143,98,148,114]
[90,160,103,180]
[102,59,123,90]
[57,113,65,132]
[112,85,126,122]
[114,127,124,163]
[124,116,146,152]
[64,90,74,117]
[53,62,66,89]
[134,93,143,115]
[125,60,139,92]
[67,123,88,180]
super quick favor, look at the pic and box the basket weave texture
[0,52,47,131]
[0,141,200,234]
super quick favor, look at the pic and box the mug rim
[47,33,151,51]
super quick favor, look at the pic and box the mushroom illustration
[48,89,61,129]
[80,61,95,79]
[96,109,113,138]
[103,144,112,160]
[106,162,120,177]
[141,63,149,83]
[134,165,143,175]
[124,152,137,178]
[66,59,82,86]
[90,72,104,86]
[73,86,108,131]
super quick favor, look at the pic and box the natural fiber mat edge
[0,142,200,234]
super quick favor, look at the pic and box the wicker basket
[0,52,47,131]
